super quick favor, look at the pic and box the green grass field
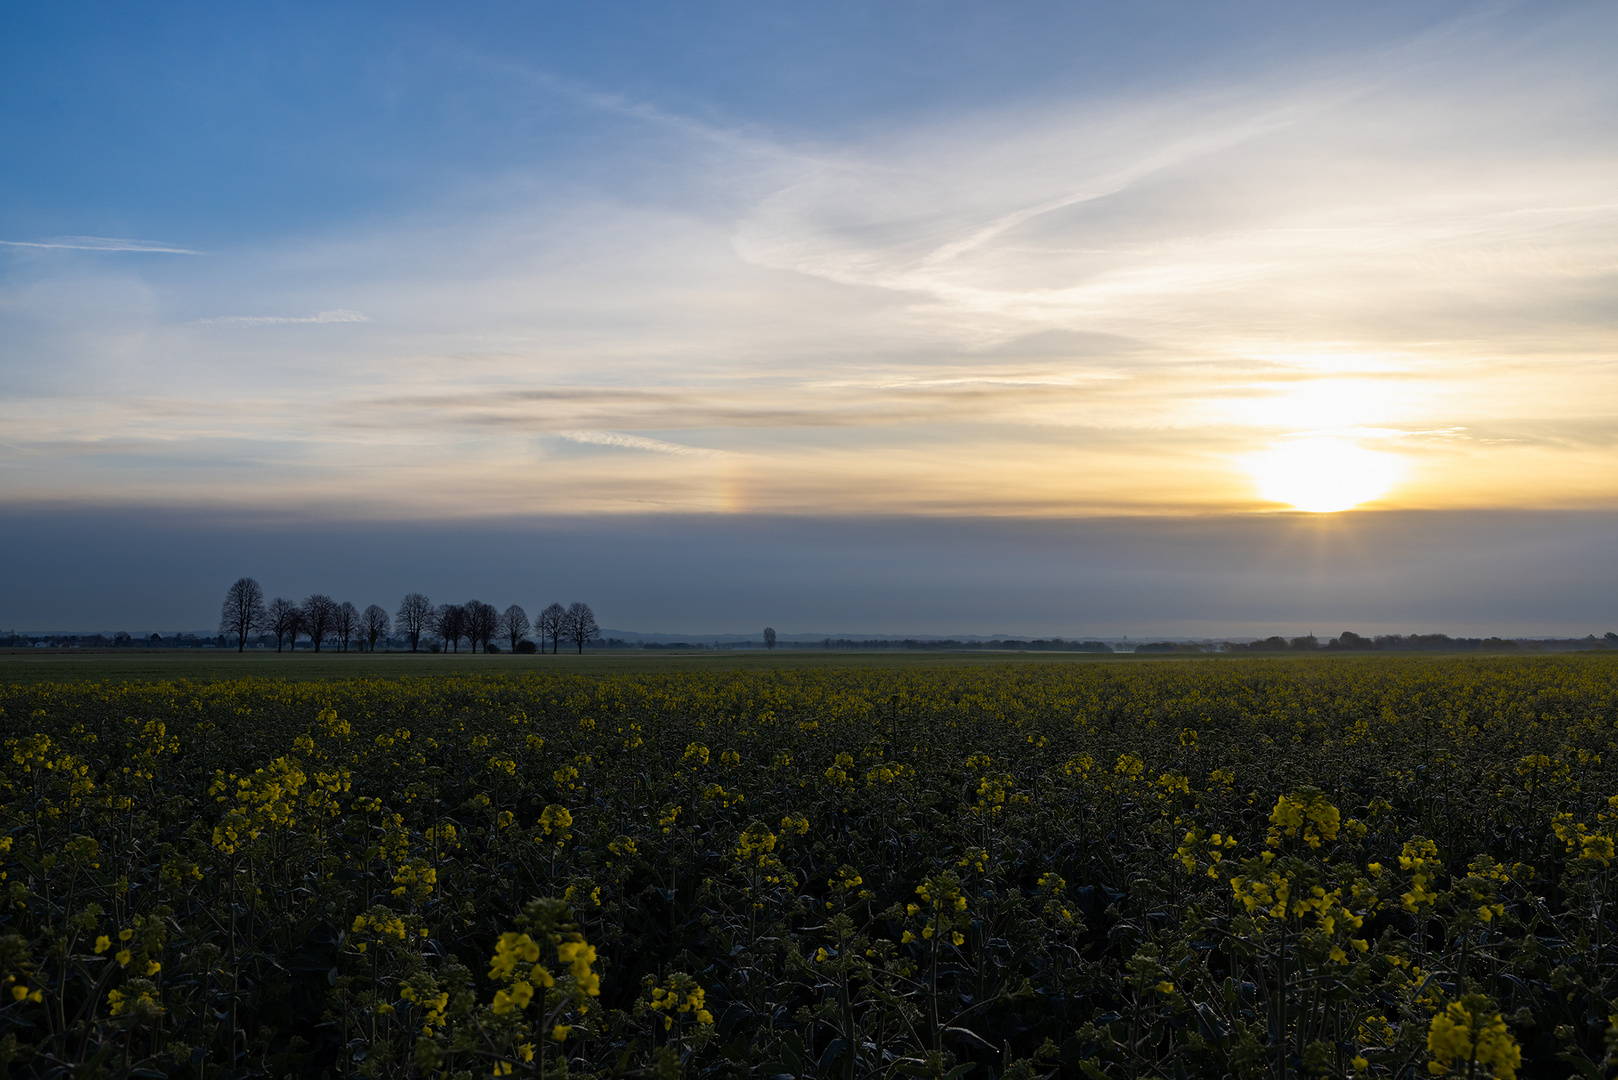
[0,646,1203,683]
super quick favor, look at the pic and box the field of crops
[4,656,1618,1079]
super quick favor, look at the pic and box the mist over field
[3,506,1615,639]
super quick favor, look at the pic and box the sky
[3,2,1616,635]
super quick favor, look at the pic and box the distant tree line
[216,578,600,654]
[1133,631,1618,653]
[802,637,1116,652]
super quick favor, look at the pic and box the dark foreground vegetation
[3,655,1618,1078]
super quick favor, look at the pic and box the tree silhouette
[361,604,391,652]
[335,601,360,652]
[396,593,432,652]
[433,604,467,653]
[465,600,500,653]
[302,595,339,653]
[501,605,530,652]
[219,578,266,652]
[763,626,777,650]
[538,602,567,655]
[267,597,300,653]
[565,602,599,654]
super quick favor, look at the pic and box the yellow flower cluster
[830,864,871,901]
[973,774,1012,815]
[556,936,599,998]
[400,982,451,1036]
[488,932,553,1016]
[1175,826,1238,877]
[1114,754,1145,781]
[1154,772,1191,799]
[645,975,714,1029]
[1552,813,1615,867]
[535,804,573,845]
[735,821,777,861]
[865,762,913,785]
[701,782,743,808]
[391,858,437,899]
[1399,838,1443,914]
[906,873,969,946]
[424,822,460,850]
[352,910,408,942]
[107,981,162,1020]
[1427,994,1520,1079]
[1267,789,1341,850]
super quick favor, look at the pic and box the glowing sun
[1247,436,1404,513]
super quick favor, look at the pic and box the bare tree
[361,604,391,652]
[433,603,467,652]
[763,626,777,650]
[267,597,300,652]
[335,601,360,652]
[565,602,599,654]
[464,600,500,653]
[537,602,567,654]
[303,594,339,653]
[219,577,266,652]
[501,605,530,652]
[396,593,432,652]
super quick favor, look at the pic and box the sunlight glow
[1247,437,1405,513]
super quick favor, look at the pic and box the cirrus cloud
[0,236,202,254]
[555,430,721,456]
[192,309,370,326]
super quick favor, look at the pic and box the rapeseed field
[3,656,1617,1078]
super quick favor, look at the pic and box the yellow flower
[115,950,132,966]
[1427,995,1520,1080]
[492,980,535,1015]
[488,932,542,981]
[94,935,111,954]
[552,1024,571,1041]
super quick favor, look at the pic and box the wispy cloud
[0,236,202,254]
[4,5,1618,518]
[555,431,720,456]
[193,310,369,326]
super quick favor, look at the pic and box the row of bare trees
[219,578,599,654]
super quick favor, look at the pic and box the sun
[1246,436,1404,513]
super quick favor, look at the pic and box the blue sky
[3,2,1485,243]
[3,2,1616,633]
